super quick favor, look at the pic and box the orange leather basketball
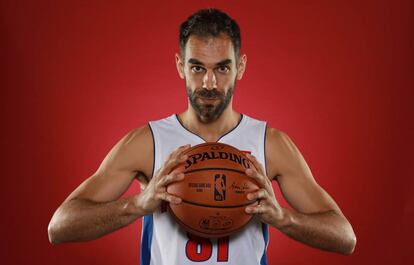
[167,142,259,238]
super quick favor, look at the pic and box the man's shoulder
[266,126,297,154]
[239,114,288,143]
[266,126,288,143]
[126,113,176,144]
[108,124,153,163]
[110,124,154,179]
[265,125,306,177]
[124,124,153,147]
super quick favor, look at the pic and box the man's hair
[179,8,241,59]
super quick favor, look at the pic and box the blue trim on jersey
[140,215,153,265]
[260,223,269,265]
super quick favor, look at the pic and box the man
[48,8,356,264]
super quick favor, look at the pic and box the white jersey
[141,113,269,265]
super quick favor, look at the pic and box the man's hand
[245,153,290,228]
[133,144,191,215]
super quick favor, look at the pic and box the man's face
[176,33,246,123]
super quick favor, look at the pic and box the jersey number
[185,233,229,262]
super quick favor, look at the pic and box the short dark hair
[179,8,241,59]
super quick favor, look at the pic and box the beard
[186,83,235,123]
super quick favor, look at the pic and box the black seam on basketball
[181,141,246,156]
[181,199,257,208]
[185,167,247,175]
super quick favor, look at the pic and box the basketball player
[48,8,356,264]
[215,174,226,201]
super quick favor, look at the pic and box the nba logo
[214,174,226,201]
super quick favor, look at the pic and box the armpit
[135,171,149,190]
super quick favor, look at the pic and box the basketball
[166,142,260,238]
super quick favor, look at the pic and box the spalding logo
[184,150,251,170]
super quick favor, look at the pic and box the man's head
[179,8,241,60]
[175,8,247,123]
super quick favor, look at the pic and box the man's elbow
[48,219,63,245]
[334,211,357,255]
[48,206,70,245]
[341,232,357,255]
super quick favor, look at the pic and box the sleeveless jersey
[141,113,269,265]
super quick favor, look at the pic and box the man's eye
[191,66,204,73]
[217,66,229,73]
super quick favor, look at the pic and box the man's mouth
[198,97,218,103]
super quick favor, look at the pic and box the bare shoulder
[96,124,154,182]
[64,124,154,202]
[266,127,296,155]
[265,127,306,180]
[90,125,154,188]
[265,127,344,215]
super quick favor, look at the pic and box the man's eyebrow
[187,58,232,66]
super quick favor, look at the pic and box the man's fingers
[157,192,182,204]
[245,204,266,214]
[173,144,192,157]
[245,168,269,188]
[166,144,191,159]
[246,153,266,176]
[157,172,185,187]
[158,144,191,176]
[247,189,268,201]
[162,155,187,175]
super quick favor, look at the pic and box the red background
[2,0,413,264]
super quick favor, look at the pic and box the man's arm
[245,127,356,255]
[47,125,190,244]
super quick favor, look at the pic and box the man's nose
[202,70,217,90]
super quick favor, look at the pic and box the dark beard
[186,85,234,123]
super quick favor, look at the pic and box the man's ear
[236,54,247,80]
[175,53,185,79]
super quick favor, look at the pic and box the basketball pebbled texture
[167,142,260,238]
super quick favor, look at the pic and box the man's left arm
[245,127,356,255]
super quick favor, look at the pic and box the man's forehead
[184,34,236,63]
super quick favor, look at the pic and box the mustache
[194,89,224,98]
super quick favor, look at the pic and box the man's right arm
[47,125,190,244]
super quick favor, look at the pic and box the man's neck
[177,106,241,142]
